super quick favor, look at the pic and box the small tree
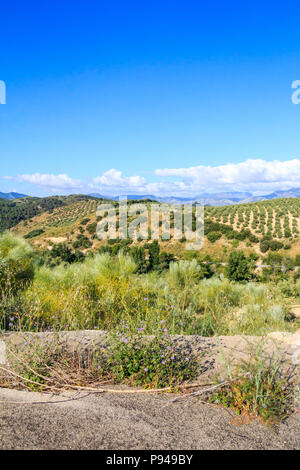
[260,240,270,253]
[130,246,148,273]
[269,240,283,251]
[157,251,176,272]
[226,250,251,282]
[147,240,160,270]
[207,231,222,243]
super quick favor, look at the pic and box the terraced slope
[10,198,103,251]
[205,198,300,239]
[8,196,300,258]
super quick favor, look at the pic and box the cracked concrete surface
[0,387,300,450]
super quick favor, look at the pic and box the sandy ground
[0,387,299,450]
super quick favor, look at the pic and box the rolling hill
[0,194,107,232]
[4,194,300,260]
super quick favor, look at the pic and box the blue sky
[1,1,300,196]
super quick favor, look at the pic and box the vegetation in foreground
[2,329,297,424]
[0,232,299,336]
[210,340,297,424]
[107,321,198,387]
[0,232,298,423]
[3,322,199,391]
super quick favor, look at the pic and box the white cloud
[89,169,147,195]
[154,159,300,194]
[92,169,146,188]
[4,159,300,197]
[5,173,83,191]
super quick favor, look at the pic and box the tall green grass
[0,239,297,334]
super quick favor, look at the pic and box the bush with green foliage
[48,243,85,266]
[156,251,176,272]
[80,218,90,226]
[73,234,92,249]
[24,229,44,239]
[260,240,270,253]
[0,232,34,295]
[147,240,160,270]
[130,246,148,274]
[207,231,222,243]
[226,251,252,282]
[86,222,97,235]
[269,240,283,251]
[107,321,198,388]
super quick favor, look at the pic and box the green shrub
[73,235,92,249]
[0,232,34,296]
[147,240,160,270]
[24,229,44,239]
[130,246,148,273]
[86,222,97,235]
[48,243,84,265]
[80,218,90,226]
[260,240,270,253]
[269,240,283,251]
[226,251,251,282]
[207,231,222,243]
[107,321,199,388]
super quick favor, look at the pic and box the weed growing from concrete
[210,340,297,423]
[106,321,199,388]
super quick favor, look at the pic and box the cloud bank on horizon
[3,158,300,197]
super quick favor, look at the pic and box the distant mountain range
[88,192,252,204]
[0,192,28,200]
[3,188,300,206]
[88,188,300,206]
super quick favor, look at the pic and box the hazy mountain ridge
[0,192,28,200]
[3,187,300,206]
[89,188,300,206]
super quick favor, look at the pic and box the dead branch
[171,372,251,402]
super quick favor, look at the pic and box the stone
[290,306,300,318]
[0,341,6,365]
